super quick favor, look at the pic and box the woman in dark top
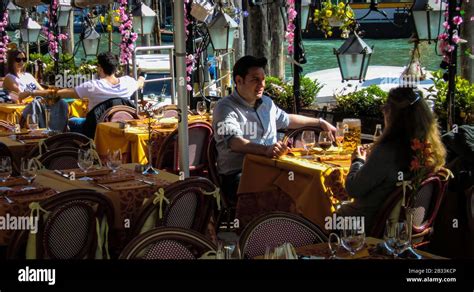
[338,87,446,232]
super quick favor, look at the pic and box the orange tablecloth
[237,154,350,229]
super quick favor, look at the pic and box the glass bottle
[373,124,383,142]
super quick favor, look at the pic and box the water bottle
[373,124,383,142]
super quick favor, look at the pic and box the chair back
[239,212,328,259]
[155,122,213,176]
[98,105,139,123]
[369,187,404,238]
[131,177,217,240]
[155,104,194,118]
[28,132,92,158]
[120,227,216,259]
[7,189,114,259]
[282,126,322,148]
[39,147,81,170]
[0,142,19,175]
[83,97,136,138]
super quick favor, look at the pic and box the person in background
[339,87,446,233]
[3,49,44,103]
[212,55,336,204]
[31,52,145,133]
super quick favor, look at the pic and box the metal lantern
[301,0,311,30]
[412,0,446,42]
[132,2,157,35]
[401,41,426,87]
[58,0,72,27]
[82,26,101,56]
[334,32,374,82]
[20,17,41,43]
[207,11,238,51]
[7,2,22,26]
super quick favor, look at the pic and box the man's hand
[265,141,289,158]
[319,118,337,137]
[351,146,367,162]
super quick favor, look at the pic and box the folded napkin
[0,177,28,187]
[58,168,111,178]
[93,174,136,184]
[6,186,49,196]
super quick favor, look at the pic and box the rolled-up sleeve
[274,105,290,130]
[213,103,243,147]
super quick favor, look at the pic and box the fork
[2,193,14,204]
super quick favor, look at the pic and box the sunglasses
[15,57,27,63]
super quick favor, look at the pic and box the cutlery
[136,179,155,186]
[96,183,112,190]
[54,169,69,178]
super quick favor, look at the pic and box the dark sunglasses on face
[15,57,27,63]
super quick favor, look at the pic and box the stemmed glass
[196,101,207,119]
[77,149,94,181]
[20,158,37,190]
[223,239,242,259]
[301,130,315,157]
[335,128,345,149]
[318,131,333,155]
[328,233,341,259]
[0,156,12,191]
[392,221,411,258]
[106,149,122,173]
[341,227,365,257]
[27,113,39,131]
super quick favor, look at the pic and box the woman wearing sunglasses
[3,49,45,103]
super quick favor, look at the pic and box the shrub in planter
[428,70,474,128]
[332,85,388,133]
[264,76,322,112]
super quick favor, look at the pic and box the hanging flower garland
[118,0,138,65]
[184,0,193,92]
[285,0,297,55]
[43,0,68,59]
[0,11,10,63]
[437,0,465,65]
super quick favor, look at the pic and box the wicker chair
[120,227,216,259]
[0,142,19,175]
[155,104,194,118]
[282,126,322,148]
[28,132,92,158]
[7,189,114,259]
[98,105,139,123]
[239,212,328,259]
[130,177,218,240]
[38,147,81,170]
[155,122,213,176]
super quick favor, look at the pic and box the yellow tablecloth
[0,104,26,123]
[94,116,212,165]
[68,99,88,118]
[237,154,350,229]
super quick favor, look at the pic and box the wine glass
[27,113,39,131]
[301,130,315,156]
[77,149,94,180]
[335,128,344,149]
[0,156,12,191]
[318,131,333,154]
[160,84,168,101]
[223,239,242,259]
[106,149,122,173]
[392,221,411,258]
[209,100,217,116]
[328,233,341,259]
[341,227,365,257]
[20,158,37,190]
[383,219,397,256]
[196,101,207,119]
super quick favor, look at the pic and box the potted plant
[427,70,474,130]
[332,85,388,134]
[264,76,323,112]
[313,1,354,38]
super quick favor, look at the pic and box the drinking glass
[342,118,361,152]
[0,156,12,191]
[335,128,345,149]
[341,227,365,256]
[20,158,37,189]
[264,246,275,259]
[196,101,207,119]
[328,233,341,259]
[27,113,39,131]
[383,219,396,256]
[318,131,332,154]
[106,149,122,173]
[392,221,411,258]
[223,239,241,259]
[77,149,94,180]
[301,130,315,156]
[209,100,217,116]
[160,84,168,101]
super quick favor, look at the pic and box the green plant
[428,70,474,126]
[333,85,388,119]
[313,1,354,38]
[264,76,322,111]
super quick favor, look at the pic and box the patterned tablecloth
[237,154,351,230]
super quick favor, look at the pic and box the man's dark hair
[97,52,119,75]
[232,55,267,83]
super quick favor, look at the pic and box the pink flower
[471,16,474,21]
[443,21,450,29]
[438,33,448,40]
[452,34,461,44]
[453,16,463,25]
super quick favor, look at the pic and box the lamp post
[7,1,22,26]
[412,0,445,42]
[20,15,41,43]
[333,32,374,82]
[131,1,157,35]
[207,11,238,51]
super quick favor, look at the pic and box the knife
[54,169,69,178]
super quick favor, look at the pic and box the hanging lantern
[207,11,238,51]
[20,17,41,43]
[301,0,311,30]
[7,2,22,26]
[412,0,446,42]
[131,2,157,35]
[334,32,374,82]
[58,0,72,27]
[401,41,426,86]
[82,25,100,56]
